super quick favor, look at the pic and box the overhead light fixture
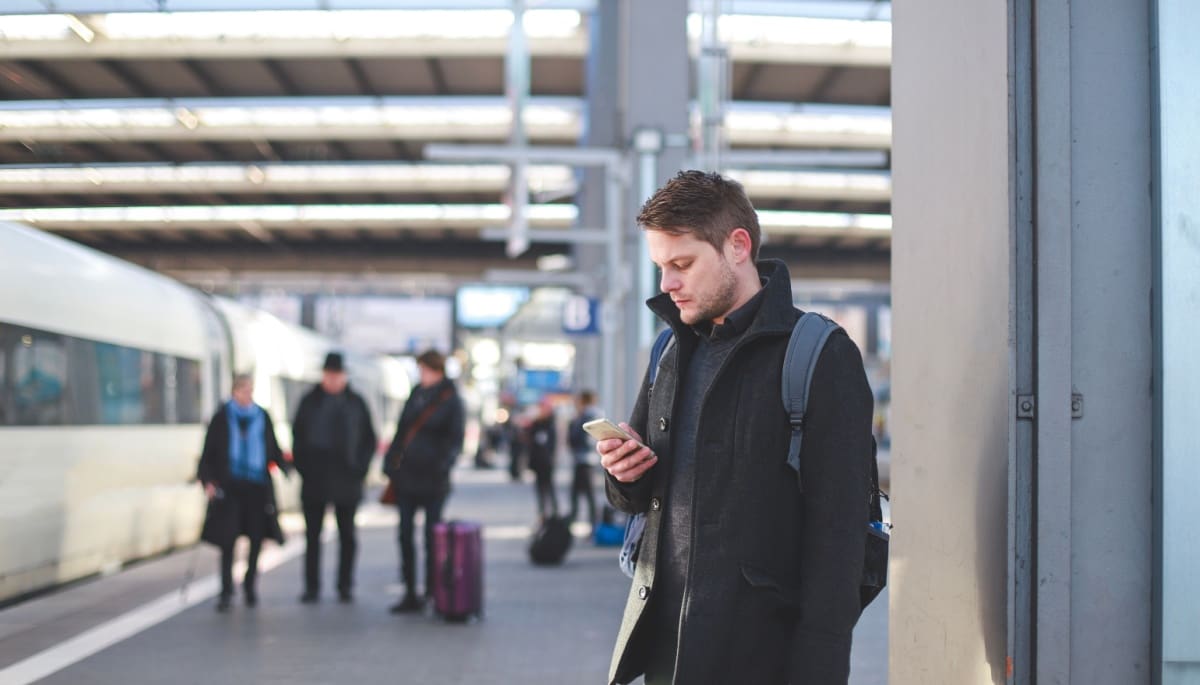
[726,168,891,201]
[0,163,575,194]
[0,203,580,228]
[758,210,892,233]
[93,9,581,42]
[0,97,889,149]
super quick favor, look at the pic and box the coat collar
[647,258,797,341]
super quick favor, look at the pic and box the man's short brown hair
[636,170,761,260]
[416,349,445,374]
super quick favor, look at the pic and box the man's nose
[660,271,679,292]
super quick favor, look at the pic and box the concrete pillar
[574,0,621,409]
[616,0,690,421]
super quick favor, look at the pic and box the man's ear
[727,228,753,265]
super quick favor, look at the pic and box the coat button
[650,498,661,511]
[658,417,669,432]
[638,585,650,600]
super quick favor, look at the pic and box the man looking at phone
[598,171,875,684]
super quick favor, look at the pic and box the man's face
[647,229,739,326]
[321,370,348,394]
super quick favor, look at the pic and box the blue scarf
[227,401,267,483]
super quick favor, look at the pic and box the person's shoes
[337,588,353,603]
[389,594,423,614]
[299,590,319,604]
[244,588,258,608]
[215,594,232,612]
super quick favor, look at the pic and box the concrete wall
[893,1,1160,683]
[889,1,1013,682]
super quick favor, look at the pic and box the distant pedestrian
[292,352,377,604]
[566,390,600,528]
[384,349,464,613]
[198,374,288,612]
[527,397,558,520]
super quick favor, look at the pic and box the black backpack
[618,312,889,613]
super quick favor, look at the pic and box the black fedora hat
[323,352,345,372]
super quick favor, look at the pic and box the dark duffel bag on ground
[529,516,572,565]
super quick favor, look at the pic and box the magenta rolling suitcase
[432,520,484,621]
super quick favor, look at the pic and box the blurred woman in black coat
[198,374,288,612]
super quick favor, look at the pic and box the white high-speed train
[0,224,410,603]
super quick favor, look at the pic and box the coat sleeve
[604,360,656,515]
[263,411,289,476]
[356,394,378,477]
[197,409,225,484]
[789,332,874,684]
[291,394,312,478]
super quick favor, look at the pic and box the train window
[96,342,145,424]
[175,358,203,424]
[0,320,204,427]
[11,329,69,426]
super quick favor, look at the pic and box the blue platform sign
[562,295,600,335]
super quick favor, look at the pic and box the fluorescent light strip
[0,98,889,147]
[726,168,890,201]
[759,209,892,232]
[0,164,888,202]
[0,204,579,228]
[0,9,583,42]
[0,9,887,66]
[707,14,889,49]
[0,204,889,234]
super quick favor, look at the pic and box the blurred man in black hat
[292,351,377,603]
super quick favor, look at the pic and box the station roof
[0,0,892,286]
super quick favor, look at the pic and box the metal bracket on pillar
[1015,394,1082,420]
[1017,394,1036,420]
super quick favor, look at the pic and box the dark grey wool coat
[292,384,377,506]
[605,259,875,685]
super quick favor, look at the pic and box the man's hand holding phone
[592,420,657,483]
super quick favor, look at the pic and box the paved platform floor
[0,467,887,684]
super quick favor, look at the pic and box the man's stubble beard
[688,256,739,325]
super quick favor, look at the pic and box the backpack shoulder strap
[781,312,842,491]
[648,327,675,386]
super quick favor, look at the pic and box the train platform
[0,467,888,685]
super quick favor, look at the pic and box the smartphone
[582,418,640,443]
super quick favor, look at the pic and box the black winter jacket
[292,385,377,506]
[384,378,464,499]
[196,403,288,547]
[605,260,875,685]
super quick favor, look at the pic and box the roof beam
[13,60,78,98]
[425,57,449,96]
[99,59,153,98]
[345,59,378,97]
